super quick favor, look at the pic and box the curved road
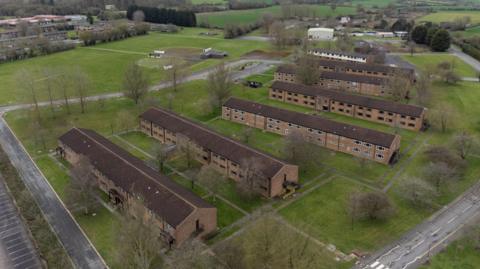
[0,58,283,268]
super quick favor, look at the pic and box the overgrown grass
[402,54,478,77]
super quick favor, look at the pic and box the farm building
[222,98,401,164]
[58,128,217,246]
[139,107,299,198]
[307,27,334,40]
[269,81,427,131]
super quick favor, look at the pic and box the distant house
[340,16,351,25]
[200,48,228,59]
[307,27,334,40]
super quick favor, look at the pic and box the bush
[430,29,451,52]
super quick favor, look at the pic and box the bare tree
[269,21,288,50]
[452,131,475,160]
[123,63,150,104]
[65,156,100,215]
[431,105,456,133]
[166,56,186,92]
[396,177,437,209]
[423,162,459,192]
[261,13,275,34]
[116,215,164,269]
[55,71,71,114]
[132,10,145,22]
[176,140,196,170]
[167,239,214,269]
[283,130,323,173]
[207,62,233,108]
[215,240,246,269]
[197,165,226,202]
[16,69,40,120]
[43,68,57,117]
[387,74,411,102]
[297,56,320,86]
[237,157,264,200]
[152,144,172,173]
[348,191,395,221]
[240,127,254,144]
[415,71,432,106]
[71,68,90,113]
[115,110,137,132]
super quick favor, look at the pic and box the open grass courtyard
[401,54,478,77]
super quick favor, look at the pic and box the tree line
[411,23,451,52]
[79,23,150,46]
[127,5,196,27]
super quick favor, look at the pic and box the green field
[420,230,480,268]
[402,54,478,77]
[348,0,395,7]
[0,28,272,105]
[419,11,480,24]
[197,5,356,27]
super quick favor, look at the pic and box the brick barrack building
[270,81,426,131]
[222,98,401,165]
[307,48,375,63]
[275,65,390,97]
[58,128,216,246]
[139,108,299,198]
[311,58,416,83]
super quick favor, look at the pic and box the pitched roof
[140,108,289,178]
[312,58,414,76]
[271,81,425,118]
[59,128,213,228]
[276,65,388,85]
[223,98,397,148]
[308,48,369,59]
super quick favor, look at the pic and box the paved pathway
[450,46,480,72]
[0,117,107,269]
[0,178,42,269]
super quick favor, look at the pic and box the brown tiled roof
[140,108,289,178]
[276,65,388,85]
[271,81,425,118]
[59,128,213,228]
[313,58,414,76]
[223,98,398,148]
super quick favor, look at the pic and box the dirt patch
[242,50,290,59]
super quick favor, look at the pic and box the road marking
[402,256,420,269]
[430,228,441,236]
[447,216,457,224]
[378,245,399,259]
[462,205,472,213]
[370,261,380,268]
[411,239,425,250]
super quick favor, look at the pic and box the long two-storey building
[275,65,390,97]
[269,81,426,131]
[307,48,374,63]
[311,58,415,83]
[58,128,216,246]
[139,108,299,198]
[222,98,401,165]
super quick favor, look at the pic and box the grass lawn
[197,5,356,27]
[280,176,430,253]
[420,232,480,268]
[0,28,272,105]
[402,54,478,77]
[205,196,245,229]
[419,11,480,24]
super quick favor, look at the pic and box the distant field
[191,0,225,4]
[0,28,271,105]
[419,11,480,24]
[348,0,395,7]
[455,25,480,38]
[197,5,356,27]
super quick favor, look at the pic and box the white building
[376,32,395,38]
[340,16,351,25]
[307,48,371,63]
[307,27,334,41]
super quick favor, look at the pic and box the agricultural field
[454,25,480,38]
[197,5,356,27]
[0,27,273,105]
[418,10,480,24]
[348,0,395,7]
[401,54,478,77]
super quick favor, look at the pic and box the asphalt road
[0,178,42,269]
[0,118,107,269]
[357,182,480,269]
[0,58,283,268]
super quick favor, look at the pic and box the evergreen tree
[411,25,428,44]
[426,27,439,46]
[431,29,451,52]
